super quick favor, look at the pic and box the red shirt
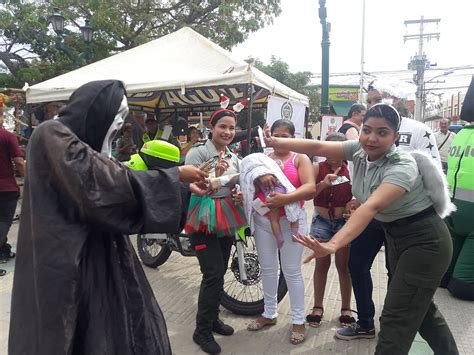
[314,161,352,218]
[0,128,23,192]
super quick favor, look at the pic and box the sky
[231,0,474,97]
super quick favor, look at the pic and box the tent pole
[304,106,309,138]
[246,83,254,156]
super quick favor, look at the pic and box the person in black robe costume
[8,80,208,355]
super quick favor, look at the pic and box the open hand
[263,122,275,147]
[292,234,336,263]
[178,165,208,183]
[189,181,209,196]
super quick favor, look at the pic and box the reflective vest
[447,125,474,202]
[142,129,163,143]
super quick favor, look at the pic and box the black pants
[348,219,390,329]
[191,234,233,335]
[0,191,19,255]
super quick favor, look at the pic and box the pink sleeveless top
[283,153,304,208]
[282,153,301,189]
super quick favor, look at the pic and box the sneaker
[0,244,15,263]
[212,319,234,336]
[335,322,376,340]
[193,330,222,354]
[0,269,6,277]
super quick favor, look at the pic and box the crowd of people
[1,77,473,355]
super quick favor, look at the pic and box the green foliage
[0,0,281,88]
[247,56,321,122]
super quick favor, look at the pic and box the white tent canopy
[26,27,308,106]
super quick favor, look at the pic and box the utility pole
[319,0,331,115]
[359,0,366,103]
[404,16,440,121]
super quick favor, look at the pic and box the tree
[0,0,281,87]
[247,56,321,122]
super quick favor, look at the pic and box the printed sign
[267,96,307,138]
[320,115,344,140]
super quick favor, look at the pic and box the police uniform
[443,84,474,300]
[143,129,181,149]
[184,139,245,339]
[343,140,458,355]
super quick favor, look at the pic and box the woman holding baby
[246,119,315,345]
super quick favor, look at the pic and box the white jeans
[253,210,307,324]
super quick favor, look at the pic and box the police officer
[143,115,181,148]
[442,77,474,300]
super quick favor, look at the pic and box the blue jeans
[310,214,345,242]
[349,219,386,329]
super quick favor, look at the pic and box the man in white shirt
[434,119,456,173]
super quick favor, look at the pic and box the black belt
[381,206,437,227]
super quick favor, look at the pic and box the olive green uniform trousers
[377,211,458,355]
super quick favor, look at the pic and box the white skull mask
[101,95,129,157]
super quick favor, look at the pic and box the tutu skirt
[185,195,246,236]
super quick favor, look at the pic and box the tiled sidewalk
[1,203,472,354]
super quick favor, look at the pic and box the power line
[310,65,474,78]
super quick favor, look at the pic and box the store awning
[331,101,355,117]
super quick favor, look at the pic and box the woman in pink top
[247,119,315,345]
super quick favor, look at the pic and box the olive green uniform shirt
[185,139,239,198]
[342,140,432,222]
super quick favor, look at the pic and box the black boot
[193,330,221,354]
[212,319,234,336]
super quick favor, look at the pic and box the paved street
[1,202,473,354]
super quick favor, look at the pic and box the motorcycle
[136,228,288,316]
[133,146,287,315]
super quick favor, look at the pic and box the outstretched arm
[294,183,406,262]
[263,124,345,160]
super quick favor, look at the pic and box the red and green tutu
[185,195,246,236]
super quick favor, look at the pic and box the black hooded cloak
[9,80,177,355]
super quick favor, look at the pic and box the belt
[381,206,437,227]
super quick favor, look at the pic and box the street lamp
[50,8,65,34]
[319,0,331,115]
[49,8,94,67]
[81,19,93,43]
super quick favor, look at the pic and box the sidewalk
[1,203,473,354]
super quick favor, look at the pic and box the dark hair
[209,109,236,126]
[347,104,366,119]
[326,132,347,142]
[187,126,199,140]
[270,119,295,136]
[363,104,401,131]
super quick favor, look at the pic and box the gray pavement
[1,202,473,354]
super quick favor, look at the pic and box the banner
[320,114,344,140]
[267,96,306,138]
[328,86,359,101]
